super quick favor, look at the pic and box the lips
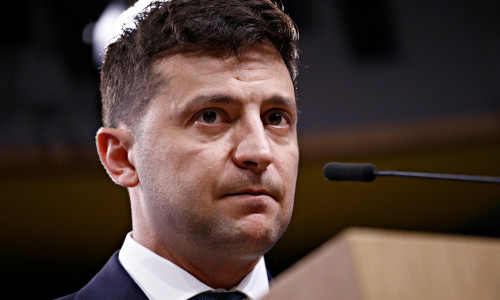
[221,190,275,215]
[217,177,283,203]
[225,189,274,200]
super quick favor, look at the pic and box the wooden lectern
[262,228,500,300]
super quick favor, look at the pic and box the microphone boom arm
[374,170,500,184]
[323,162,500,184]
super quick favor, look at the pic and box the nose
[232,120,273,171]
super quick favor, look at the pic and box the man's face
[132,44,298,262]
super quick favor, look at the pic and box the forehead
[151,44,295,104]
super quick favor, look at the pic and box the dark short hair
[100,0,300,129]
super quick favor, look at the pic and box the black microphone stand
[323,162,500,184]
[374,170,500,184]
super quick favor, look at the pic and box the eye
[195,108,227,124]
[263,110,290,126]
[202,110,218,123]
[267,112,283,125]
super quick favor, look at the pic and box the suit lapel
[74,251,148,300]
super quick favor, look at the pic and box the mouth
[224,189,275,200]
[222,190,274,216]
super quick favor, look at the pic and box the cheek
[280,149,299,211]
[165,141,230,190]
[137,134,194,189]
[277,146,299,178]
[273,147,298,200]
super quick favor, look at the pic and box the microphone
[323,162,500,184]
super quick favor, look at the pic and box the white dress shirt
[118,233,270,300]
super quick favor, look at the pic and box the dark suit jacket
[56,251,148,300]
[56,251,273,300]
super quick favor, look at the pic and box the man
[58,0,299,299]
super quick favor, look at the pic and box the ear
[96,127,139,188]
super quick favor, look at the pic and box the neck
[177,255,261,289]
[132,227,262,289]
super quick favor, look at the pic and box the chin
[232,215,288,254]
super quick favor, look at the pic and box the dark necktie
[188,291,247,300]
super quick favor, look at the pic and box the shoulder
[54,251,148,300]
[55,293,76,300]
[267,269,273,283]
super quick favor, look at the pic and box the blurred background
[1,0,499,298]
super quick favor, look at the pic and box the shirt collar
[118,232,269,300]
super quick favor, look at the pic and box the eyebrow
[182,93,297,114]
[264,95,298,114]
[180,95,236,115]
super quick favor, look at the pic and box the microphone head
[323,162,377,182]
